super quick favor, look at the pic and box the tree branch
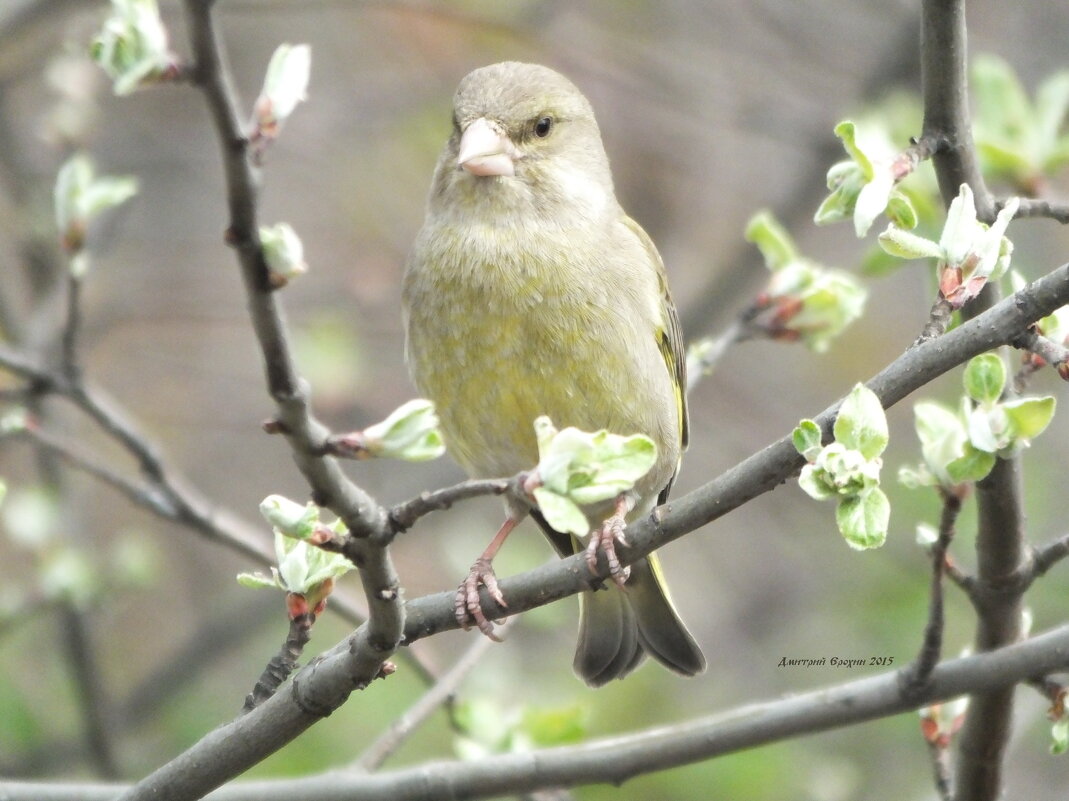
[353,617,514,772]
[920,0,992,219]
[8,623,1069,801]
[112,259,1069,801]
[907,492,963,691]
[1005,197,1069,224]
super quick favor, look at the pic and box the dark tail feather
[530,510,704,686]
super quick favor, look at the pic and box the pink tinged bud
[286,592,309,619]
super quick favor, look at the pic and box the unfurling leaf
[963,353,1006,405]
[833,384,889,460]
[250,43,311,150]
[359,399,446,462]
[91,0,176,95]
[835,488,889,550]
[745,211,798,270]
[259,495,319,540]
[54,154,138,255]
[260,222,307,286]
[531,416,658,533]
[792,419,824,462]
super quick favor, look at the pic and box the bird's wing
[619,215,689,502]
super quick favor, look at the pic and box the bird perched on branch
[403,61,705,686]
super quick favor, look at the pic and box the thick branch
[8,623,1069,801]
[181,0,401,646]
[114,261,1069,801]
[920,0,992,218]
[953,456,1027,800]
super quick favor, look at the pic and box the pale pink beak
[457,117,518,177]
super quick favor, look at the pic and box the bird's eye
[533,115,554,138]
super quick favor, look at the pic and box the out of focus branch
[7,623,1069,801]
[112,258,1069,801]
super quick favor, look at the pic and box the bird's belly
[407,283,666,483]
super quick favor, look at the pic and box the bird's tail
[531,511,705,687]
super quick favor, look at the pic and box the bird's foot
[585,496,634,588]
[454,557,507,641]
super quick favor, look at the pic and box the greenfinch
[402,62,705,686]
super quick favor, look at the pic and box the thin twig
[59,603,120,779]
[893,133,948,181]
[943,556,975,595]
[1005,197,1069,224]
[387,478,513,536]
[916,296,955,344]
[59,271,82,380]
[906,492,962,692]
[1010,327,1069,381]
[244,610,316,712]
[18,423,180,518]
[1028,532,1069,581]
[353,617,516,772]
[927,739,954,801]
[685,316,752,393]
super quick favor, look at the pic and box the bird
[402,61,705,686]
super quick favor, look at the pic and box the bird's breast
[403,220,678,492]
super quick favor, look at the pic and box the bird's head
[429,62,617,224]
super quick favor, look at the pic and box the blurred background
[1,0,1069,798]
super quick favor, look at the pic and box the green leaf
[259,495,319,539]
[1052,718,1069,755]
[745,211,798,270]
[885,191,919,230]
[897,464,936,490]
[258,43,311,123]
[833,121,873,176]
[270,529,353,594]
[53,154,138,253]
[91,0,175,95]
[976,141,1031,178]
[939,184,979,266]
[813,184,854,226]
[532,488,589,537]
[852,170,894,237]
[237,571,281,590]
[945,442,997,484]
[836,489,889,550]
[860,243,911,277]
[965,402,1007,454]
[520,704,588,747]
[834,384,888,459]
[2,486,59,549]
[792,419,823,461]
[963,353,1006,405]
[877,225,944,261]
[362,398,446,461]
[1036,72,1069,161]
[1002,396,1056,441]
[40,548,98,609]
[260,222,307,285]
[913,400,967,477]
[533,418,657,507]
[798,463,835,501]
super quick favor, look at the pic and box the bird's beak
[457,117,518,177]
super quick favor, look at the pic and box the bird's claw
[585,512,631,588]
[454,557,507,641]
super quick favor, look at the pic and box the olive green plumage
[402,61,704,686]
